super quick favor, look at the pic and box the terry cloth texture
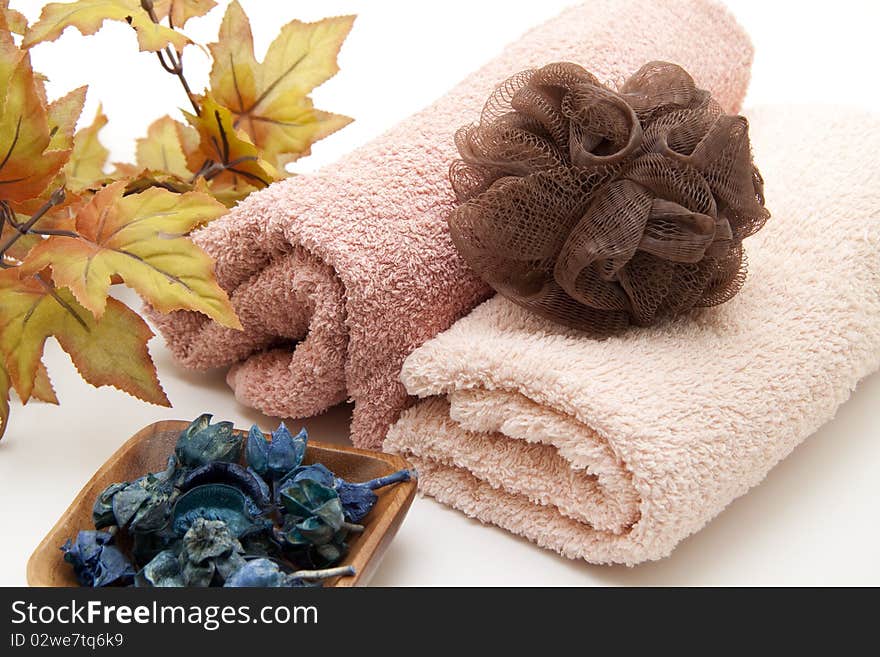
[149,0,754,449]
[386,105,880,564]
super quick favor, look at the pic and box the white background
[2,0,879,586]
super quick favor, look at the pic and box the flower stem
[291,565,355,581]
[364,469,414,490]
[0,187,65,259]
[139,0,201,116]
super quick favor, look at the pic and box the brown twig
[140,0,201,116]
[0,188,66,259]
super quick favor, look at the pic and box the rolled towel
[150,0,754,449]
[385,104,880,564]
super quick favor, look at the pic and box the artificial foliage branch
[0,0,354,439]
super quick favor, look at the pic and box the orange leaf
[0,43,70,202]
[21,181,241,328]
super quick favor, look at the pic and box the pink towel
[385,104,880,564]
[150,0,754,449]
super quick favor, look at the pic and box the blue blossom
[175,414,241,467]
[225,558,355,588]
[61,531,134,587]
[245,422,307,480]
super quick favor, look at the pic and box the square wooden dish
[27,420,417,587]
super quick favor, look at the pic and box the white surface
[2,0,879,586]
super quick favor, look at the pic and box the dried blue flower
[224,558,355,588]
[181,519,246,586]
[224,558,288,587]
[278,463,335,490]
[282,466,415,523]
[92,482,125,529]
[138,519,247,587]
[61,531,134,588]
[172,484,262,537]
[93,456,178,532]
[279,479,345,547]
[180,462,272,515]
[182,517,238,563]
[175,414,240,468]
[335,469,414,523]
[246,423,307,480]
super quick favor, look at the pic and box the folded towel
[386,104,880,563]
[150,0,754,449]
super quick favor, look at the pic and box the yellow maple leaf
[46,85,87,151]
[0,34,71,203]
[0,269,170,406]
[183,94,277,200]
[152,0,215,29]
[21,180,241,329]
[23,0,191,53]
[207,1,354,170]
[136,115,194,180]
[1,1,27,35]
[63,104,109,192]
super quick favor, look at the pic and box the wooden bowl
[27,420,416,587]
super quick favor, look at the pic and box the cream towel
[386,105,880,564]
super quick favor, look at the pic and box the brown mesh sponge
[448,61,770,335]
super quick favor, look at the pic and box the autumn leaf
[0,39,71,203]
[183,94,276,199]
[23,0,190,53]
[207,1,354,169]
[152,0,215,29]
[32,360,59,404]
[63,104,109,191]
[21,180,241,328]
[47,85,88,151]
[0,361,9,440]
[1,1,27,35]
[0,269,169,405]
[1,212,42,261]
[0,314,59,444]
[136,115,193,180]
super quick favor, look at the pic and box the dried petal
[175,414,241,467]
